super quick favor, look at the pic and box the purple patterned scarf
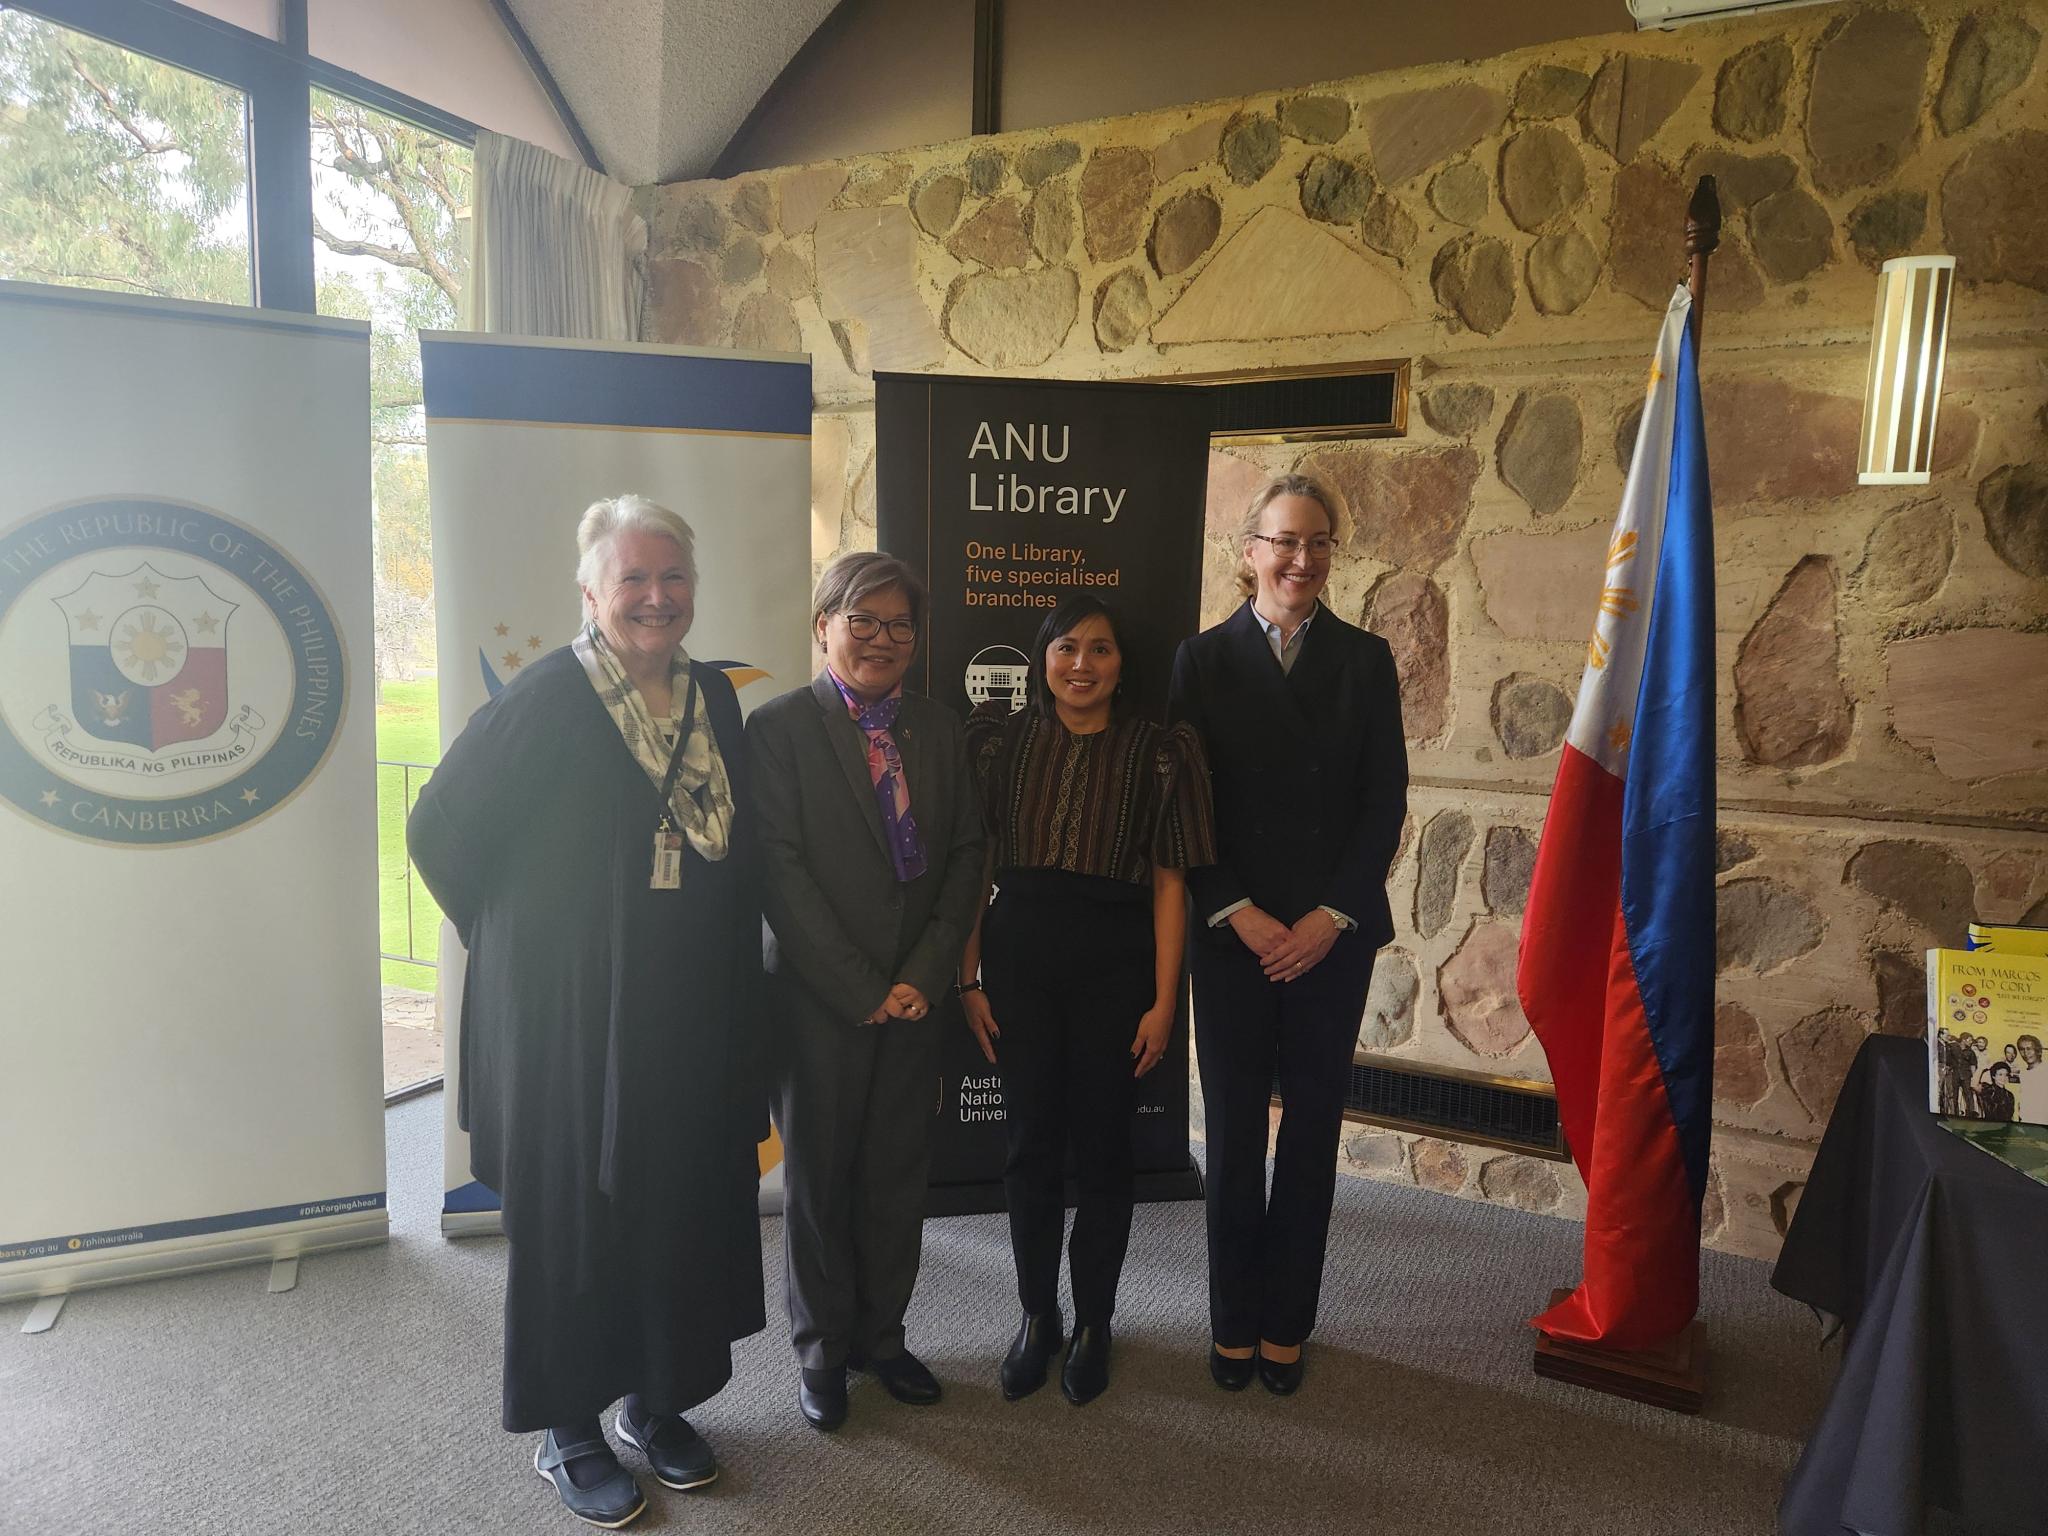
[830,671,928,882]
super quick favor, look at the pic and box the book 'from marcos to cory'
[1928,947,2048,1127]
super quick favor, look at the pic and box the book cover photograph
[1928,948,2048,1126]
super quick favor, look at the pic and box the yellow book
[1928,948,2048,1126]
[1968,923,2048,957]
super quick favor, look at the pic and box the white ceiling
[503,0,841,184]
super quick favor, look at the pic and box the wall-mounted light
[1858,255,1956,486]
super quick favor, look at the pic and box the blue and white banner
[0,282,384,1299]
[421,331,812,1231]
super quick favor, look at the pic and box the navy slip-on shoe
[615,1404,717,1492]
[534,1431,646,1530]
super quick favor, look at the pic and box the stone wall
[642,0,2048,1261]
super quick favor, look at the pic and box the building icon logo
[965,645,1030,711]
[0,498,345,846]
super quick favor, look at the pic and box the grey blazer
[747,671,987,1020]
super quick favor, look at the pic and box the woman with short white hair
[410,493,765,1529]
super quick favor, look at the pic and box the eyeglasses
[842,611,917,644]
[1248,533,1337,561]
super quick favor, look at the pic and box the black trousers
[1192,929,1377,1349]
[982,870,1155,1327]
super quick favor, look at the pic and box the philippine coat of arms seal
[0,498,345,846]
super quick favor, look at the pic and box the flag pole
[1686,175,1721,351]
[1525,177,1722,1415]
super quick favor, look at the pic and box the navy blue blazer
[1168,600,1408,950]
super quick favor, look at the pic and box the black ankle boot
[1000,1310,1064,1401]
[1061,1322,1111,1405]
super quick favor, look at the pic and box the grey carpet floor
[0,1093,1835,1535]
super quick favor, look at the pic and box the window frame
[8,0,481,312]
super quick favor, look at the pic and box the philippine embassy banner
[0,282,384,1300]
[875,372,1211,1211]
[421,332,812,1232]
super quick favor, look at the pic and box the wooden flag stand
[1532,1290,1708,1413]
[1529,176,1721,1420]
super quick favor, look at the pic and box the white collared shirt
[1251,599,1316,675]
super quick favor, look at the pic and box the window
[0,9,254,303]
[309,90,471,1085]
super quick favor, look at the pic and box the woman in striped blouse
[959,595,1215,1406]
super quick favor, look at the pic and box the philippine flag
[1516,285,1716,1350]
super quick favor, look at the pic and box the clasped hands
[866,982,930,1024]
[962,988,1173,1080]
[1228,904,1338,981]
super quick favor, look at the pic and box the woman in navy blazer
[1168,472,1408,1395]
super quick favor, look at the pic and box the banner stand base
[441,1209,504,1239]
[0,1210,387,1307]
[1531,1287,1706,1413]
[21,1296,64,1335]
[926,1161,1205,1219]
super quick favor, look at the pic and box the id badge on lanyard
[651,671,699,891]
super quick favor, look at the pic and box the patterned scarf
[574,622,732,862]
[829,670,927,882]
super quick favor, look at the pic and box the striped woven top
[966,702,1218,885]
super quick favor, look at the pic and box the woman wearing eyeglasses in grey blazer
[747,551,987,1434]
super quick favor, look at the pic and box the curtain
[464,131,646,340]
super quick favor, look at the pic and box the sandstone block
[732,291,800,354]
[1297,442,1481,570]
[1581,55,1698,162]
[1717,878,1824,975]
[1733,555,1853,768]
[911,171,965,237]
[1847,190,1928,269]
[1149,189,1223,277]
[1482,825,1537,916]
[1848,839,1979,944]
[1806,9,1930,193]
[1281,94,1351,144]
[1428,161,1489,226]
[1360,948,1419,1050]
[1857,501,1953,608]
[1490,673,1571,759]
[1364,83,1507,187]
[1440,922,1532,1058]
[947,196,1034,271]
[1419,383,1493,437]
[1887,630,2048,782]
[731,178,774,234]
[1415,811,1475,940]
[1514,64,1592,121]
[1432,234,1516,334]
[1528,227,1601,315]
[1977,463,2048,577]
[1780,1006,1871,1123]
[1153,115,1228,183]
[1936,13,2041,135]
[1079,146,1155,262]
[1499,126,1585,233]
[943,268,1079,369]
[1716,1002,1770,1107]
[1154,207,1411,344]
[1221,113,1282,185]
[1497,391,1583,517]
[1091,268,1149,353]
[1715,41,1793,142]
[1477,1154,1562,1211]
[1016,140,1080,188]
[1362,569,1449,741]
[1300,153,1375,225]
[1942,131,2048,292]
[1607,158,1688,310]
[1749,184,1834,283]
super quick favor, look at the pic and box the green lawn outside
[376,676,442,992]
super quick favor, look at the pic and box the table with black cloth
[1773,1034,2048,1536]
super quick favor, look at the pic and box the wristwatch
[1318,906,1354,932]
[954,978,984,996]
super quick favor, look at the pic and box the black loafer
[534,1430,646,1529]
[1257,1348,1305,1396]
[861,1348,943,1405]
[1060,1323,1111,1405]
[1209,1346,1256,1392]
[1000,1311,1064,1401]
[615,1402,717,1491]
[798,1365,848,1431]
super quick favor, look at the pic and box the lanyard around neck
[656,669,700,833]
